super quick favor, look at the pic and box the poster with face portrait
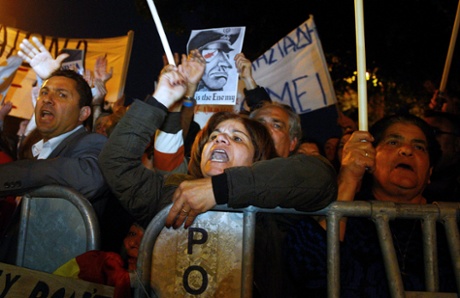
[187,27,245,106]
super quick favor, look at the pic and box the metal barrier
[321,201,460,298]
[135,201,460,298]
[135,204,257,298]
[16,185,101,273]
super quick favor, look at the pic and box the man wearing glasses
[188,29,240,92]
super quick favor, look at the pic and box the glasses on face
[431,127,459,137]
[201,49,229,62]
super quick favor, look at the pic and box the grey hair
[249,101,302,151]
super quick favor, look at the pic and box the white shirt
[32,125,83,159]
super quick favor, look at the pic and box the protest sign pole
[145,0,176,66]
[354,0,368,131]
[439,0,460,93]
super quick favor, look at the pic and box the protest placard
[252,15,337,114]
[187,26,245,106]
[192,16,336,128]
[0,25,133,119]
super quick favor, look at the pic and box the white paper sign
[252,15,337,114]
[187,27,246,106]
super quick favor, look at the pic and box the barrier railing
[16,185,100,273]
[135,201,460,298]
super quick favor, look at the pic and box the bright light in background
[344,70,380,87]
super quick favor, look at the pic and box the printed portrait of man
[188,28,241,92]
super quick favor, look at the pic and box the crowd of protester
[0,34,458,297]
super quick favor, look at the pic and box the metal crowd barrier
[16,185,100,273]
[320,201,460,298]
[135,201,460,298]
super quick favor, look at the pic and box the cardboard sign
[0,262,114,298]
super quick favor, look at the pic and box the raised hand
[83,69,94,87]
[235,53,252,78]
[92,79,108,106]
[179,50,206,86]
[17,37,69,80]
[94,55,113,83]
[234,53,257,89]
[153,65,187,108]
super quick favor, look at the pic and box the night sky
[1,0,458,102]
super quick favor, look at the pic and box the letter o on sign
[183,265,208,294]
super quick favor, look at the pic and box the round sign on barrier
[151,211,244,297]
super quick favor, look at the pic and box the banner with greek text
[0,24,134,119]
[193,15,336,127]
[251,15,337,114]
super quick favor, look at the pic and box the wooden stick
[145,0,176,66]
[354,0,368,131]
[439,0,460,93]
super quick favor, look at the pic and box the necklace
[392,219,419,276]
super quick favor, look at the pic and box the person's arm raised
[235,53,257,90]
[153,65,187,109]
[18,37,68,80]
